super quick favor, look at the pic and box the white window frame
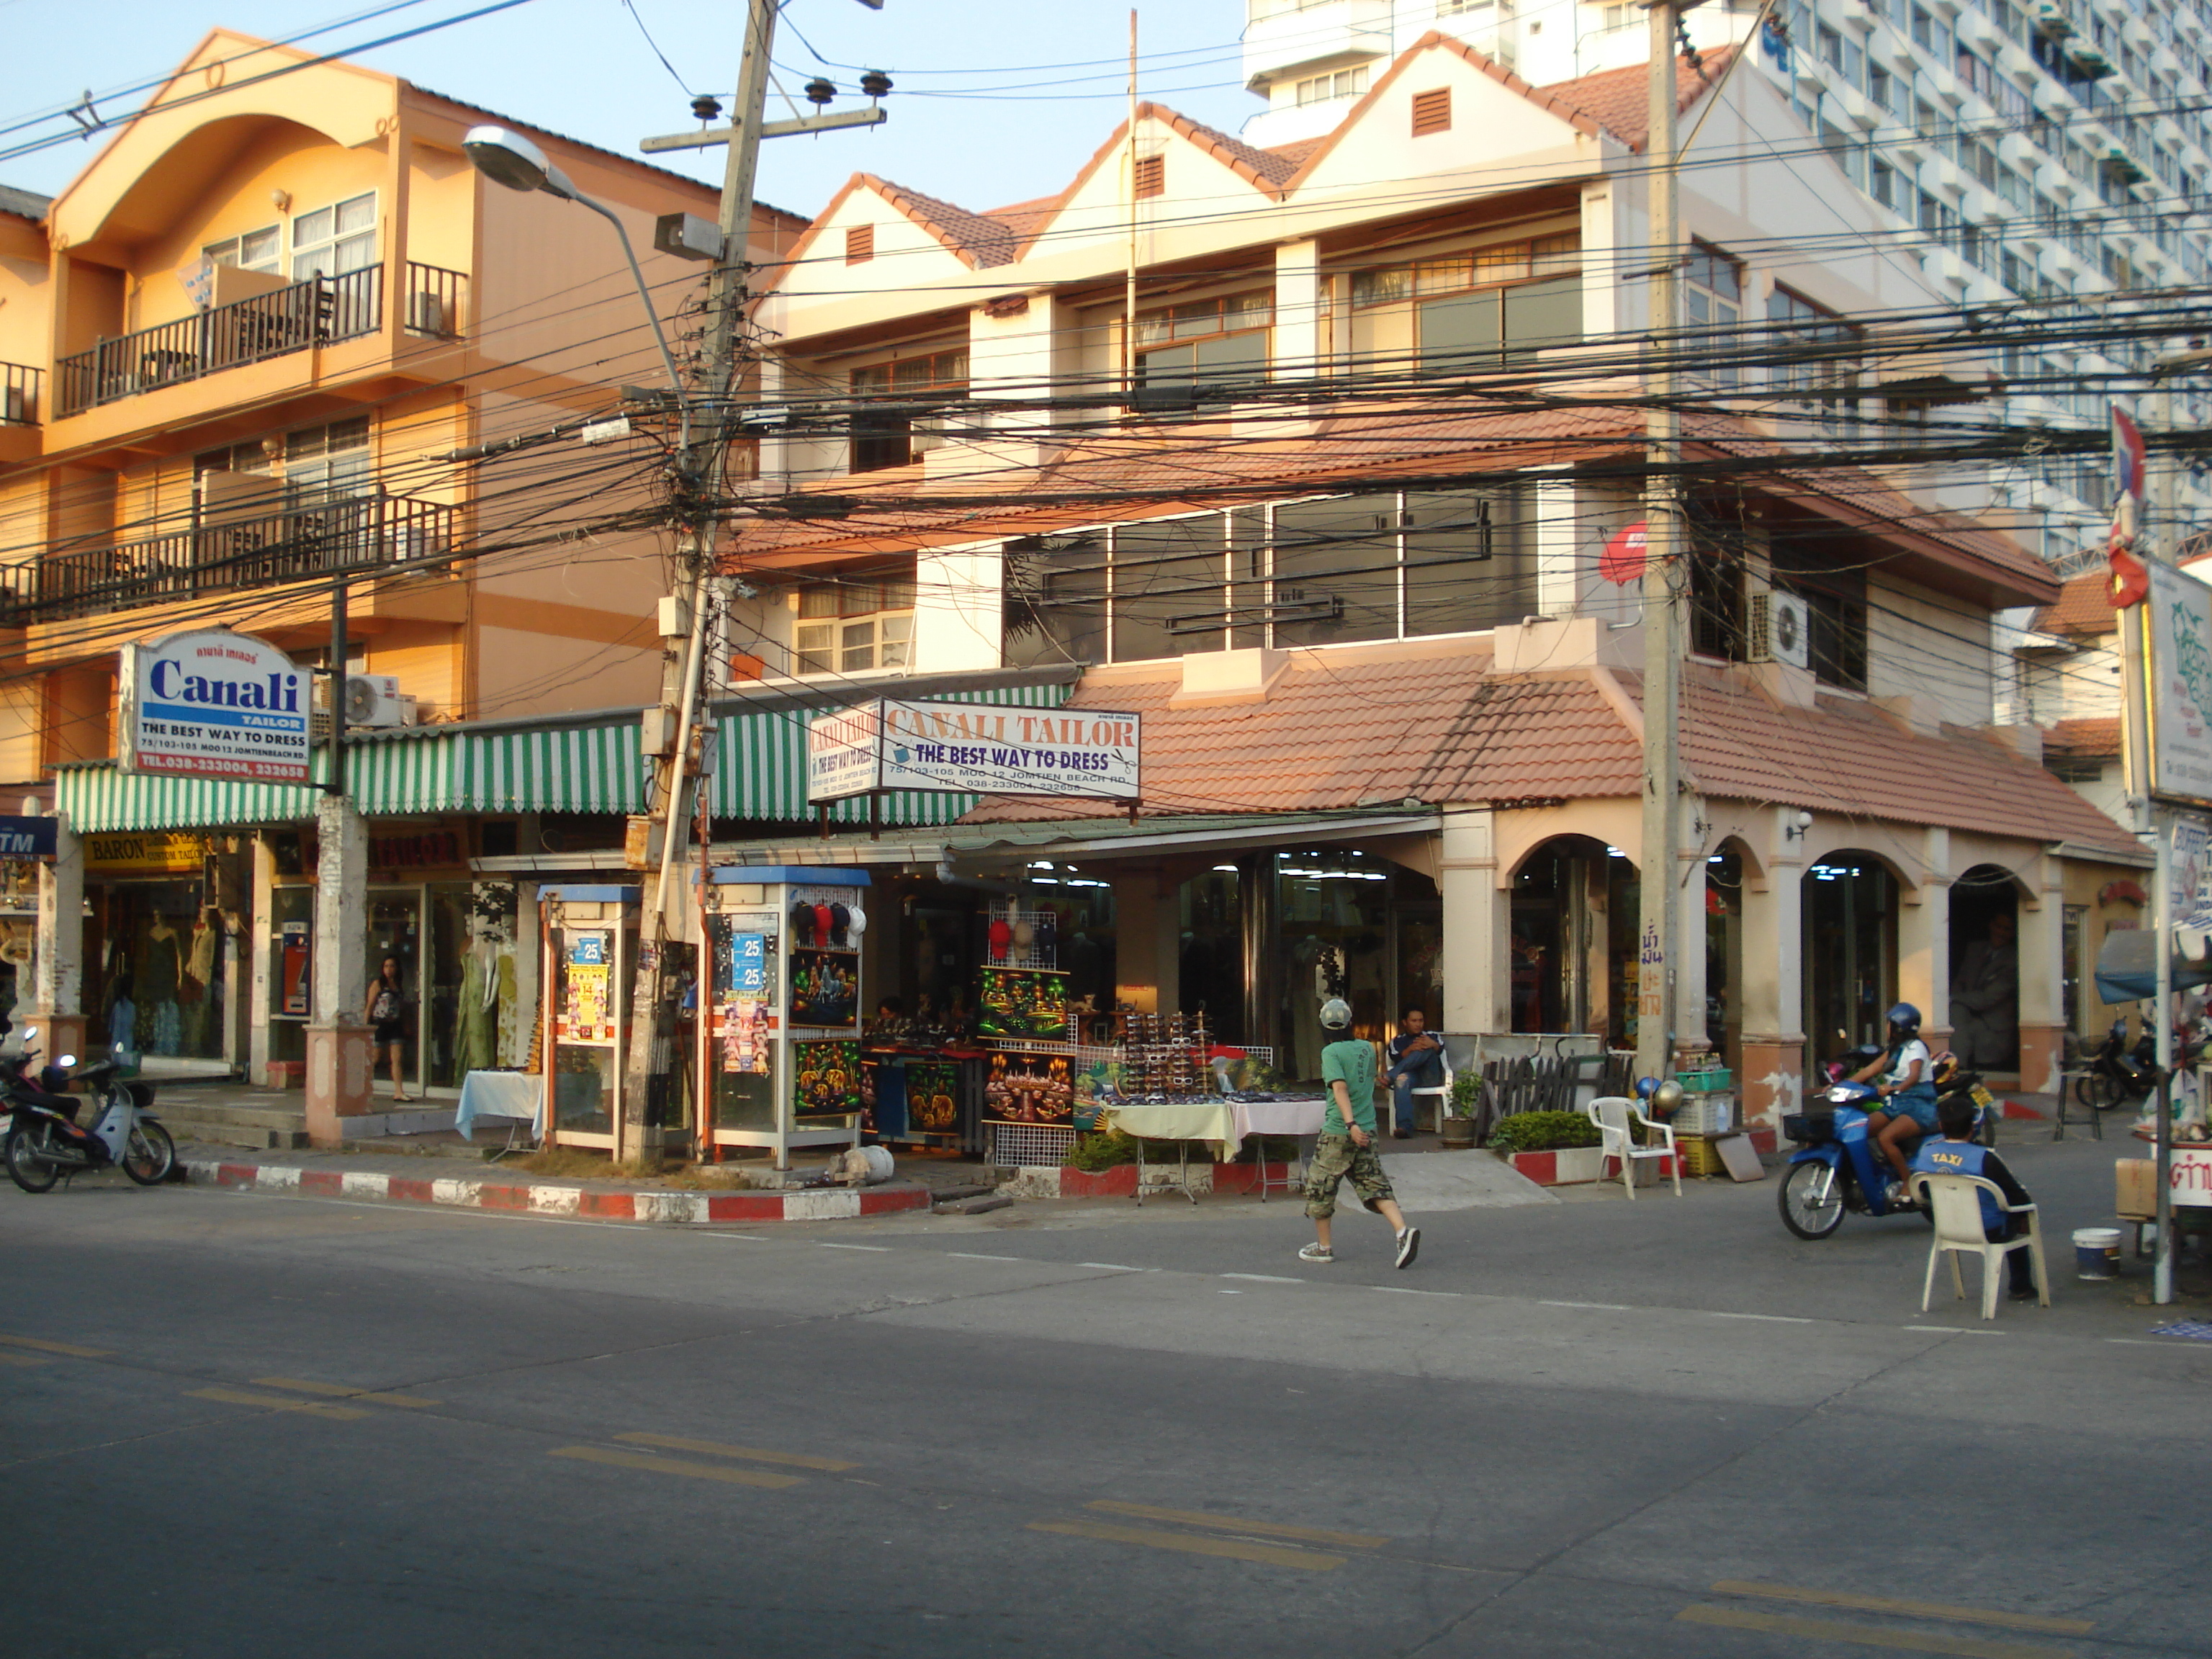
[204,224,282,275]
[289,191,379,280]
[794,580,916,677]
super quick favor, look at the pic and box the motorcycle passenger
[1848,1002,1938,1202]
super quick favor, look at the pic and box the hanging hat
[845,901,867,941]
[1013,918,1035,949]
[814,904,835,947]
[830,902,851,946]
[790,902,814,945]
[988,917,1012,961]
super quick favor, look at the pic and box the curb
[179,1157,934,1225]
[1000,1161,1295,1200]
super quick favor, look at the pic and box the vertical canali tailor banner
[807,700,1141,802]
[119,629,313,784]
[2145,559,2212,806]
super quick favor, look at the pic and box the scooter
[2075,1016,2200,1113]
[1776,1061,1990,1241]
[1,1028,174,1194]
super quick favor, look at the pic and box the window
[845,224,875,264]
[1772,562,1868,690]
[1294,66,1368,105]
[794,575,914,675]
[283,417,372,506]
[1350,233,1581,374]
[1768,287,1860,423]
[1133,154,1164,199]
[1134,289,1271,399]
[204,225,279,275]
[849,349,968,472]
[1411,88,1452,137]
[1870,158,1898,209]
[1869,64,1896,113]
[1002,492,1532,665]
[289,192,377,279]
[1684,243,1743,389]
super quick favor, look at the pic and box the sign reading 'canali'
[120,629,313,785]
[807,699,1141,803]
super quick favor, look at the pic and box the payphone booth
[540,884,640,1156]
[700,866,866,1169]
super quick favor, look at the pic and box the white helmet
[1320,997,1352,1029]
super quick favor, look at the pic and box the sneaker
[1298,1243,1336,1264]
[2008,1284,2038,1302]
[1394,1226,1421,1269]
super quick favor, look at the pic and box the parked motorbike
[1776,1053,1990,1241]
[1,1028,174,1194]
[2074,1015,2199,1113]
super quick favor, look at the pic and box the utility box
[654,212,723,262]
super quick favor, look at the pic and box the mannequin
[454,925,500,1077]
[136,915,183,1057]
[181,909,219,1056]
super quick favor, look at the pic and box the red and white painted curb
[179,1156,933,1225]
[1001,1161,1296,1200]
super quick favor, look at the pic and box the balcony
[54,262,464,419]
[1,362,39,426]
[27,493,456,624]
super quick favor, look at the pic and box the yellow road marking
[253,1377,441,1408]
[0,1334,111,1358]
[613,1431,855,1471]
[186,1388,369,1421]
[0,1351,53,1368]
[1084,1499,1387,1550]
[548,1446,802,1489]
[1712,1583,2095,1636]
[1678,1606,2075,1659]
[1030,1519,1344,1572]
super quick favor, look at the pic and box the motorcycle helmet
[1635,1075,1660,1100]
[1885,1002,1922,1039]
[1649,1078,1686,1119]
[1320,997,1353,1030]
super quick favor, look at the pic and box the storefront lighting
[1212,864,1236,872]
[1061,878,1109,888]
[1708,854,1724,863]
[1606,847,1626,858]
[1029,860,1055,870]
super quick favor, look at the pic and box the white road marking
[1220,1273,1303,1285]
[946,1252,1024,1262]
[1371,1286,1460,1298]
[1709,1312,1814,1324]
[1540,1300,1632,1311]
[1903,1326,2007,1336]
[817,1243,892,1252]
[1079,1262,1148,1272]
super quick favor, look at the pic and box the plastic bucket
[2072,1227,2123,1280]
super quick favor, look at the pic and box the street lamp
[462,125,687,418]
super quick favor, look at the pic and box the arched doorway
[1948,863,2020,1070]
[1802,853,1899,1073]
[1704,842,1750,1076]
[1510,836,1638,1042]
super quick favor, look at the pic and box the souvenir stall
[699,866,868,1169]
[859,1009,989,1157]
[539,884,639,1154]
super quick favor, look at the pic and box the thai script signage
[120,629,311,784]
[806,700,1141,803]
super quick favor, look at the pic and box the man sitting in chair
[1910,1095,2040,1303]
[1383,1006,1446,1140]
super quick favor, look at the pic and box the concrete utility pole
[619,0,886,1163]
[1635,0,1685,1084]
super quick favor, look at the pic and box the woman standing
[364,956,412,1102]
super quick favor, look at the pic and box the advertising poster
[562,930,611,1042]
[984,1051,1075,1127]
[789,948,859,1028]
[793,1039,863,1117]
[120,629,313,784]
[906,1061,960,1134]
[714,927,773,1076]
[978,967,1069,1040]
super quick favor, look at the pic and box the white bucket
[2072,1226,2123,1280]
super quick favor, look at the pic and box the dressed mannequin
[181,910,220,1056]
[135,916,183,1056]
[454,928,500,1077]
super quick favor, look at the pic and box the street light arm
[565,187,689,441]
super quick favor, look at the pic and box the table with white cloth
[1228,1095,1329,1201]
[456,1071,544,1147]
[1105,1096,1328,1203]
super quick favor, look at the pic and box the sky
[0,0,1264,220]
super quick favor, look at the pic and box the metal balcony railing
[34,493,456,623]
[54,262,466,418]
[1,362,39,426]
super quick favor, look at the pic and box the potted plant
[1440,1072,1483,1148]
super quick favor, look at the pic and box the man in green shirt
[1302,999,1420,1267]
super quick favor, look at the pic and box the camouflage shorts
[1303,1133,1395,1220]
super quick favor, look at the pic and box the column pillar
[1273,240,1322,378]
[1738,825,1806,1135]
[1238,853,1280,1062]
[1439,809,1509,1037]
[247,832,274,1084]
[305,796,371,1146]
[29,812,84,1064]
[1534,478,1582,619]
[1899,850,1953,1061]
[2017,858,2064,1094]
[1671,796,1710,1062]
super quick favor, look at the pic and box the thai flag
[2113,403,2149,507]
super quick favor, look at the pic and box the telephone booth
[540,883,640,1156]
[700,866,866,1169]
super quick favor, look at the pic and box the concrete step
[156,1100,310,1151]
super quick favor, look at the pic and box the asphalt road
[2,1129,2207,1659]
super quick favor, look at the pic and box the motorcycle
[2074,1015,2200,1114]
[1,1028,175,1194]
[1776,1056,1991,1241]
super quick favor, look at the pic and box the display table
[1106,1097,1329,1204]
[456,1070,544,1145]
[1230,1096,1329,1201]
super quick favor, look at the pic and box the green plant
[1449,1071,1483,1118]
[1487,1110,1600,1154]
[1063,1130,1215,1171]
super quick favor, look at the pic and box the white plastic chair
[1911,1172,2049,1319]
[1587,1095,1680,1199]
[1408,1049,1455,1133]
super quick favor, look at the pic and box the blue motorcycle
[1778,1082,1926,1239]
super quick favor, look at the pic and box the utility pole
[1635,0,1684,1084]
[619,0,886,1164]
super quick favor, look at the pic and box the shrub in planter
[1449,1072,1483,1117]
[1488,1110,1601,1154]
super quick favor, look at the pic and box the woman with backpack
[363,956,413,1102]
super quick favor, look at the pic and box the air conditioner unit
[1748,591,1812,670]
[342,673,416,729]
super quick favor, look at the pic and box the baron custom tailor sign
[807,700,1141,803]
[120,629,312,785]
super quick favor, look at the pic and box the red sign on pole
[1599,522,1647,585]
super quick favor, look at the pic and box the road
[2,1129,2206,1658]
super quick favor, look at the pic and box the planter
[1503,1146,1606,1186]
[1440,1115,1476,1148]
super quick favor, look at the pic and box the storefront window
[1511,837,1634,1041]
[1802,856,1897,1070]
[1179,868,1242,1043]
[1706,850,1744,1073]
[1277,849,1435,1077]
[91,882,226,1066]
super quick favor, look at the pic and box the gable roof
[1537,45,1742,153]
[0,184,49,222]
[2032,571,2118,640]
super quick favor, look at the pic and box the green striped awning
[711,681,1073,827]
[53,765,328,835]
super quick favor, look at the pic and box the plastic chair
[1408,1049,1456,1133]
[1587,1095,1680,1199]
[1910,1172,2049,1319]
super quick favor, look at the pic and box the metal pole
[1124,9,1139,397]
[328,577,347,799]
[1635,1,1683,1084]
[2154,809,2176,1303]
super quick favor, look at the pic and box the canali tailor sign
[120,629,312,784]
[807,700,1141,803]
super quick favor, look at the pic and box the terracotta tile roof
[2032,571,2117,639]
[2045,716,2121,755]
[1262,138,1327,169]
[980,192,1064,253]
[1165,110,1307,187]
[1534,46,1740,153]
[864,176,1022,268]
[962,648,2135,857]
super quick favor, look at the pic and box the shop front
[80,827,247,1076]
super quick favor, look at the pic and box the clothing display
[454,940,500,1078]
